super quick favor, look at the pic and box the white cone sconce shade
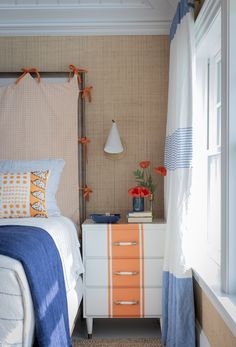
[104,120,124,154]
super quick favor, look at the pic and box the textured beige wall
[194,279,236,347]
[0,36,169,219]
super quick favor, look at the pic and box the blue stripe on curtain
[164,127,192,170]
[170,0,194,41]
[162,272,196,347]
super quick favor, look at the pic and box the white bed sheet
[0,216,84,347]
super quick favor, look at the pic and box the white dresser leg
[86,318,93,339]
[159,317,163,332]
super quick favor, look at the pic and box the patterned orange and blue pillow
[0,159,65,217]
[0,170,50,218]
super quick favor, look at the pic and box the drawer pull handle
[113,241,137,246]
[114,300,139,306]
[113,271,139,276]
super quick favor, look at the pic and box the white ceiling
[0,0,179,36]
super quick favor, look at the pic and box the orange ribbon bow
[80,185,93,201]
[78,137,91,163]
[15,67,41,85]
[69,64,88,84]
[80,86,93,102]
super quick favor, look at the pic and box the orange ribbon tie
[15,68,40,85]
[80,86,93,102]
[69,64,88,84]
[79,137,91,162]
[80,185,93,201]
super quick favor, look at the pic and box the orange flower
[154,166,167,177]
[128,186,150,198]
[139,161,151,169]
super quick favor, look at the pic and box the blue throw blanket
[0,225,72,347]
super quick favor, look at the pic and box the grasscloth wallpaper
[0,36,169,219]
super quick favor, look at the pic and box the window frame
[195,0,236,296]
[195,8,221,280]
[221,0,236,295]
[193,0,236,337]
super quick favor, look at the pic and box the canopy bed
[0,67,91,347]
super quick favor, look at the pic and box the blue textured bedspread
[0,225,72,347]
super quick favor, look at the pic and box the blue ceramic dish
[90,214,120,224]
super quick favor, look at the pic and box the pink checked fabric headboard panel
[0,74,80,223]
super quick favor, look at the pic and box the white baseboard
[196,320,211,347]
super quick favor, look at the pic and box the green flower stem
[133,166,157,195]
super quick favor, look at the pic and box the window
[193,0,236,332]
[207,52,221,266]
[194,10,221,279]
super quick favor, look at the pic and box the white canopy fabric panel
[0,74,80,223]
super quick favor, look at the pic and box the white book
[128,211,153,217]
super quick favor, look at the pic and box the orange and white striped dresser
[82,219,166,338]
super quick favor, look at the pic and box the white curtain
[162,1,196,347]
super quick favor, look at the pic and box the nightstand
[82,219,166,338]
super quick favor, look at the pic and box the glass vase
[133,197,144,212]
[149,194,154,213]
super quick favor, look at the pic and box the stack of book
[127,211,153,223]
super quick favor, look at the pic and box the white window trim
[195,0,221,46]
[194,0,221,276]
[221,0,236,295]
[193,0,236,339]
[206,46,221,267]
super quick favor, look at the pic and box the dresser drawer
[83,225,141,259]
[84,287,162,318]
[83,223,165,259]
[85,258,163,287]
[112,288,141,317]
[85,258,140,287]
[85,287,142,318]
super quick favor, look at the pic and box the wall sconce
[104,120,126,160]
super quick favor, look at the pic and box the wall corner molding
[0,20,171,36]
[0,2,173,36]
